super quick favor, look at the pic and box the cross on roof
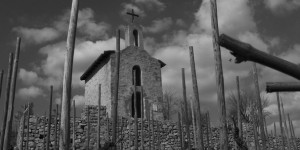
[126,9,139,23]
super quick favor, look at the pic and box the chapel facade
[80,16,165,120]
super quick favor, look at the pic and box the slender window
[131,92,142,118]
[132,65,141,86]
[133,29,139,46]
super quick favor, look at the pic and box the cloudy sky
[1,0,300,136]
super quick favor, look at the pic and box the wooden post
[209,0,229,148]
[43,112,46,150]
[190,98,197,147]
[280,99,291,150]
[236,76,243,139]
[178,112,183,150]
[287,114,296,149]
[151,106,155,150]
[54,104,59,150]
[0,70,3,100]
[72,100,76,150]
[46,86,53,150]
[106,113,109,141]
[97,84,101,149]
[86,106,90,150]
[274,123,277,137]
[206,112,210,149]
[60,0,79,149]
[26,103,30,150]
[3,37,21,150]
[181,68,191,149]
[251,99,259,150]
[141,87,144,150]
[147,103,151,150]
[112,29,121,148]
[273,122,277,149]
[188,46,204,150]
[276,92,285,149]
[133,70,138,149]
[0,53,13,149]
[252,63,267,149]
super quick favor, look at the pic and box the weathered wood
[59,0,79,149]
[252,63,267,149]
[287,114,296,149]
[3,37,21,150]
[147,102,151,150]
[151,106,155,150]
[141,86,144,150]
[34,116,39,149]
[210,0,228,149]
[178,112,183,150]
[72,100,76,150]
[219,34,300,80]
[97,84,101,149]
[276,92,285,149]
[54,105,59,150]
[273,122,277,149]
[290,118,296,138]
[46,86,53,150]
[251,98,259,150]
[26,103,30,150]
[189,46,204,150]
[280,98,291,150]
[181,68,191,149]
[190,99,197,147]
[86,106,90,150]
[266,82,300,93]
[43,112,46,150]
[0,53,13,150]
[0,70,4,100]
[19,105,26,150]
[112,29,121,148]
[133,70,138,149]
[236,76,243,139]
[274,122,276,137]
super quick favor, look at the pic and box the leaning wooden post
[141,87,144,150]
[72,100,76,150]
[3,37,21,150]
[276,92,285,148]
[59,0,79,149]
[26,103,30,150]
[46,86,53,150]
[252,63,267,149]
[209,0,229,147]
[0,70,4,99]
[0,53,13,149]
[86,106,90,150]
[188,46,204,150]
[54,105,59,150]
[97,85,101,149]
[236,76,243,139]
[280,99,291,150]
[287,114,296,149]
[133,70,138,149]
[178,112,183,150]
[112,29,121,148]
[190,98,197,147]
[181,68,191,149]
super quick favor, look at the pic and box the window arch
[132,65,141,86]
[133,29,139,46]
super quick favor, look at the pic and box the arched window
[131,92,142,118]
[133,29,139,46]
[132,65,141,86]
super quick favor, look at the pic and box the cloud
[17,86,44,99]
[132,0,165,11]
[144,17,173,33]
[18,68,39,85]
[264,0,300,14]
[121,3,146,18]
[73,95,85,107]
[13,27,60,44]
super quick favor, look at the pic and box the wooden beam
[210,1,229,149]
[72,100,76,150]
[112,29,121,147]
[3,37,21,150]
[219,34,300,80]
[276,92,285,149]
[97,85,101,149]
[266,82,300,93]
[189,46,204,150]
[236,76,243,139]
[181,68,191,150]
[60,0,79,149]
[0,70,4,100]
[0,53,13,150]
[46,86,53,150]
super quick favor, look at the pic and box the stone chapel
[80,13,165,120]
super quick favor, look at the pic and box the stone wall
[17,106,300,150]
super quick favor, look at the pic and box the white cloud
[121,3,146,18]
[144,17,173,33]
[264,0,300,14]
[18,68,39,85]
[17,86,44,99]
[73,95,85,107]
[13,27,60,44]
[132,0,165,11]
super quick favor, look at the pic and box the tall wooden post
[147,103,151,150]
[178,112,183,150]
[190,99,197,147]
[252,63,267,149]
[54,104,59,150]
[0,53,13,150]
[20,105,26,150]
[236,76,243,139]
[59,0,79,149]
[86,106,90,150]
[141,87,144,150]
[181,68,191,149]
[46,86,53,150]
[133,70,138,149]
[97,85,101,149]
[0,70,4,100]
[273,122,277,149]
[287,114,296,149]
[188,46,204,150]
[112,29,121,148]
[209,0,228,147]
[26,103,30,150]
[276,92,285,148]
[151,106,155,149]
[3,37,21,150]
[43,112,46,150]
[72,100,76,150]
[274,123,277,137]
[280,99,291,150]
